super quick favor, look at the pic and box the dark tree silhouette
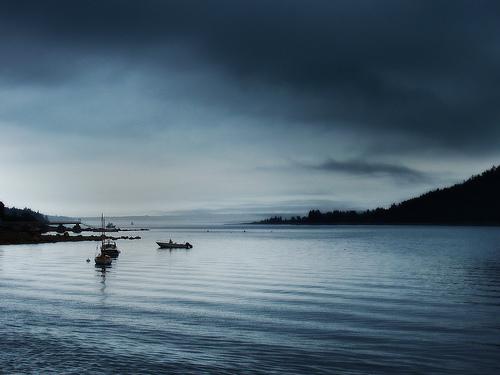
[256,165,500,225]
[1,204,48,223]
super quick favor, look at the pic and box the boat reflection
[94,265,109,303]
[94,263,112,270]
[157,247,192,253]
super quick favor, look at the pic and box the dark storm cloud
[1,0,500,151]
[301,158,430,183]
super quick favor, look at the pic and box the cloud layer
[1,1,500,151]
[1,1,499,215]
[304,159,430,184]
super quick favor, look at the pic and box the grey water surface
[1,226,500,374]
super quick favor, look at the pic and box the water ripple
[1,226,500,374]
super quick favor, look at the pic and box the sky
[1,0,500,217]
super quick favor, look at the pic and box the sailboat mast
[101,213,105,248]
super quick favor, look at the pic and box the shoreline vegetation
[0,203,143,245]
[254,165,500,226]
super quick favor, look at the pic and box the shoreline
[0,233,141,246]
[249,222,500,227]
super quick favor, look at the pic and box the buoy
[86,258,90,263]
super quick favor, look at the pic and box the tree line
[0,201,48,223]
[257,165,500,225]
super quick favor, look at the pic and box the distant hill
[256,165,500,225]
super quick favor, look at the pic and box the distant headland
[255,165,500,226]
[0,204,142,245]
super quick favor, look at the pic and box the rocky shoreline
[0,232,141,245]
[0,203,146,245]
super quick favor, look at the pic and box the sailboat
[101,214,121,257]
[94,214,113,266]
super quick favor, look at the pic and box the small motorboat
[101,239,121,258]
[157,239,193,249]
[95,252,112,266]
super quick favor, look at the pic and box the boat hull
[95,254,112,266]
[102,249,121,258]
[157,242,193,249]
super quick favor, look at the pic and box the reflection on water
[157,248,192,254]
[1,226,500,374]
[95,265,109,304]
[95,264,110,281]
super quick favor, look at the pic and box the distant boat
[95,214,115,266]
[106,222,116,229]
[157,239,193,249]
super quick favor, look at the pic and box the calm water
[1,226,500,374]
